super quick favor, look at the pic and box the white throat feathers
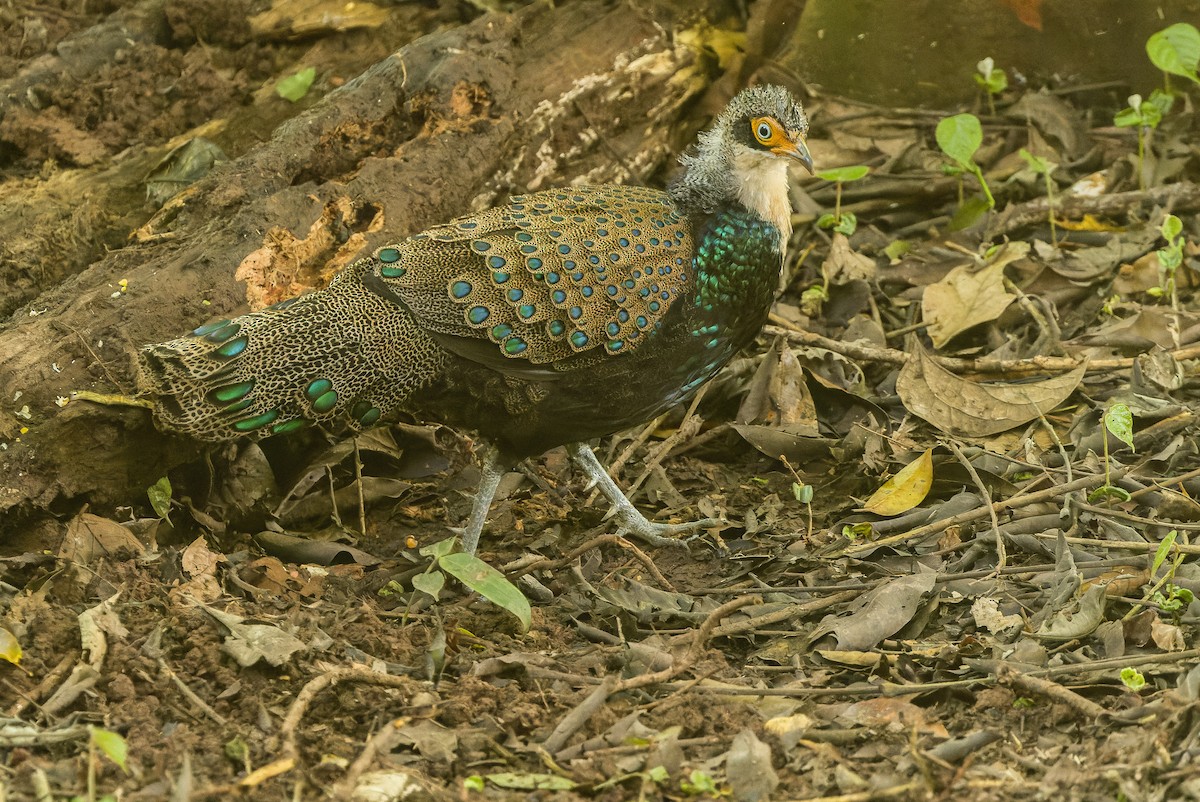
[730,149,794,255]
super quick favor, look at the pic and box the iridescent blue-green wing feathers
[371,184,694,365]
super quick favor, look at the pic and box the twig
[996,665,1107,719]
[541,675,619,755]
[158,658,228,726]
[764,319,1200,377]
[611,596,756,693]
[505,533,674,592]
[276,666,413,759]
[833,469,1124,557]
[945,440,1004,570]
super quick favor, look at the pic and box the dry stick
[764,318,1200,377]
[158,658,228,726]
[7,652,75,717]
[1027,530,1200,555]
[625,387,709,500]
[834,468,1124,557]
[945,440,1005,571]
[611,596,758,694]
[276,666,412,759]
[996,665,1107,719]
[505,533,674,592]
[989,180,1200,238]
[332,716,411,799]
[541,675,619,755]
[707,591,861,639]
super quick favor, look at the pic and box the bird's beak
[777,138,814,174]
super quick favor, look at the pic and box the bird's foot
[567,442,722,548]
[612,507,723,549]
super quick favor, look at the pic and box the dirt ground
[4,1,1200,801]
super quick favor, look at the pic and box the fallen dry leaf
[896,345,1085,437]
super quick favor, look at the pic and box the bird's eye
[754,120,774,142]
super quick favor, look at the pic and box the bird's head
[721,84,812,174]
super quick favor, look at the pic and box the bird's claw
[613,511,724,548]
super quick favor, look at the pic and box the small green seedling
[974,57,1008,115]
[69,726,128,802]
[276,67,316,102]
[680,769,723,797]
[1120,667,1147,692]
[1123,530,1193,621]
[1146,22,1200,90]
[1089,402,1133,504]
[400,537,532,632]
[815,164,870,236]
[1018,148,1058,245]
[782,455,815,541]
[1113,91,1174,190]
[147,476,173,524]
[936,113,994,228]
[1150,213,1185,305]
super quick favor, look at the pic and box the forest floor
[3,1,1200,801]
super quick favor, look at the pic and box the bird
[137,84,813,555]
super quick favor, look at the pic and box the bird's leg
[456,444,505,555]
[566,442,721,547]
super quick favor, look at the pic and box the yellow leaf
[1055,214,1123,232]
[862,449,934,516]
[0,627,22,665]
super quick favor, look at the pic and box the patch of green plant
[1012,696,1036,709]
[1149,213,1185,306]
[815,164,869,236]
[69,726,128,802]
[1089,402,1133,504]
[974,57,1008,115]
[841,522,872,541]
[884,239,911,261]
[1146,22,1200,89]
[1120,667,1147,692]
[1113,91,1174,190]
[407,538,531,632]
[276,67,316,102]
[147,476,172,523]
[936,113,994,229]
[680,769,724,797]
[1018,148,1058,245]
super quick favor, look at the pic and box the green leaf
[89,726,129,772]
[412,570,445,599]
[485,772,577,790]
[276,67,316,102]
[1152,530,1178,576]
[816,212,837,229]
[1120,667,1146,691]
[815,165,869,182]
[419,537,456,560]
[1148,88,1177,117]
[949,194,991,230]
[464,776,485,792]
[884,239,911,260]
[792,482,813,504]
[1088,485,1132,504]
[147,476,172,522]
[1146,22,1200,83]
[1104,403,1135,451]
[1113,106,1142,128]
[1161,213,1183,242]
[1018,148,1051,175]
[834,212,858,235]
[936,113,983,168]
[440,553,531,632]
